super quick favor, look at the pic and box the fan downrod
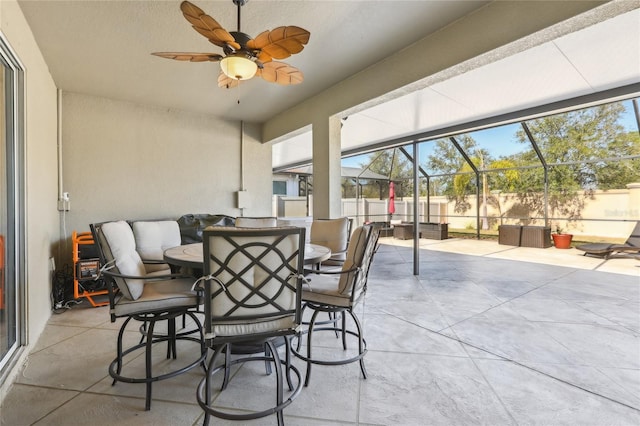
[232,0,248,33]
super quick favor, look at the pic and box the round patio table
[164,242,331,269]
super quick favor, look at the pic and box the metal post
[355,176,360,226]
[412,141,420,275]
[450,137,480,239]
[522,122,548,226]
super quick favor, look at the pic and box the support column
[312,116,342,219]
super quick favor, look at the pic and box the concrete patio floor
[391,236,640,277]
[1,237,639,425]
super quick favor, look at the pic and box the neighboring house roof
[277,166,388,181]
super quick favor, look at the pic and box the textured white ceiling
[17,1,640,169]
[17,0,488,122]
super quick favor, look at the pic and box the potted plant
[551,225,573,249]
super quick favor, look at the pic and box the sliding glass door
[0,33,24,376]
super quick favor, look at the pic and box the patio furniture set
[85,216,380,425]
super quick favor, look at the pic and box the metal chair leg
[221,344,231,391]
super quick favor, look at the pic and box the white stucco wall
[0,0,59,399]
[59,92,272,264]
[0,1,273,400]
[339,189,636,241]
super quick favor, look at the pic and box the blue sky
[342,99,639,169]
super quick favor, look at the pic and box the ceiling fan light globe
[220,55,257,80]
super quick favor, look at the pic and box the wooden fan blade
[217,72,240,89]
[257,61,304,85]
[152,52,223,62]
[180,1,240,50]
[247,26,310,62]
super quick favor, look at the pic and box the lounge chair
[575,221,640,259]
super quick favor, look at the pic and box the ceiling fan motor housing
[229,32,253,51]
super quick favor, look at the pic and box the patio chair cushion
[302,274,351,307]
[210,316,298,339]
[101,221,146,300]
[132,220,181,273]
[310,217,350,263]
[338,226,369,294]
[113,277,200,317]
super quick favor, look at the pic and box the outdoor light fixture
[153,1,309,88]
[220,54,258,80]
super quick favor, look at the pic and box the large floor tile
[47,304,112,328]
[17,328,139,391]
[0,384,79,426]
[422,279,506,325]
[445,317,582,365]
[526,276,636,303]
[29,324,91,353]
[359,351,516,425]
[286,362,360,423]
[364,313,467,357]
[368,294,451,332]
[526,362,640,410]
[32,392,202,426]
[475,358,640,425]
[578,299,640,331]
[85,326,207,405]
[500,296,623,326]
[538,322,640,369]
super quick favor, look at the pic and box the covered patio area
[1,239,638,425]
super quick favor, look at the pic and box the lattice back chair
[293,224,380,386]
[131,220,182,275]
[90,221,206,411]
[310,217,353,267]
[196,226,305,426]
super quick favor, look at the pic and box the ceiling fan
[152,0,310,89]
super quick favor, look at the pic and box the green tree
[426,135,520,227]
[514,103,640,188]
[360,149,413,198]
[510,102,640,221]
[426,135,477,214]
[596,131,640,190]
